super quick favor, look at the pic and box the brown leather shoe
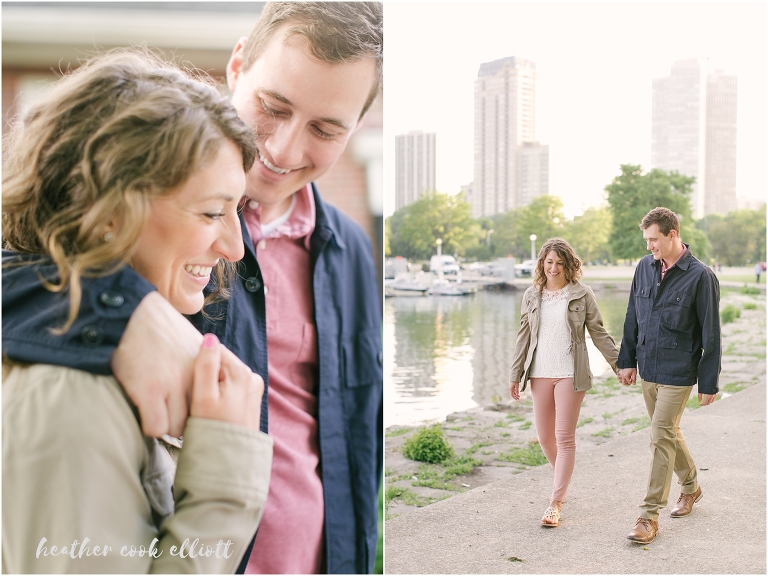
[627,518,659,544]
[670,487,702,517]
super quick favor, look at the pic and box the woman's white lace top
[529,286,574,378]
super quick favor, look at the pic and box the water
[384,288,631,428]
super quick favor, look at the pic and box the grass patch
[385,485,428,508]
[721,304,741,324]
[722,382,747,393]
[632,416,651,432]
[621,417,641,425]
[506,413,525,422]
[501,432,511,437]
[497,442,548,466]
[577,417,594,428]
[402,424,455,464]
[591,427,614,438]
[519,420,532,430]
[385,427,413,438]
[686,396,701,410]
[443,454,483,478]
[466,442,492,455]
[602,377,621,390]
[494,419,509,428]
[740,285,760,295]
[385,467,393,477]
[743,302,758,310]
[586,387,599,395]
[724,342,737,355]
[602,409,624,420]
[461,415,474,421]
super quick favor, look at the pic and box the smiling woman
[2,50,274,573]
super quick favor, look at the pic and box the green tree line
[387,164,766,267]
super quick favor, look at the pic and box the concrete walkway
[385,380,766,574]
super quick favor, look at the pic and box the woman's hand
[509,381,520,401]
[190,333,264,431]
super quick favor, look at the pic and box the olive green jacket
[509,281,620,392]
[3,363,273,573]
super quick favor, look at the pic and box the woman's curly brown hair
[2,48,256,333]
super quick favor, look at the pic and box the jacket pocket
[662,291,695,332]
[343,329,383,388]
[657,331,695,377]
[567,299,586,322]
[634,285,652,327]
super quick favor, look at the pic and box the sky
[383,1,767,218]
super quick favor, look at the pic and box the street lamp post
[486,229,494,248]
[529,234,537,262]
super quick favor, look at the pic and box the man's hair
[2,49,256,332]
[533,237,583,292]
[640,207,680,236]
[241,2,383,118]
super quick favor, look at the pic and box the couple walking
[509,207,721,544]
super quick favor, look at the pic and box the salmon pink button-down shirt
[243,185,324,574]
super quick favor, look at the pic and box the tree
[707,207,766,266]
[492,195,567,260]
[387,192,476,260]
[605,165,709,260]
[566,206,612,264]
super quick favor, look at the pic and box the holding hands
[617,368,637,386]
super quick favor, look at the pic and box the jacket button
[99,290,124,308]
[673,342,678,346]
[81,325,104,346]
[244,276,262,293]
[676,297,680,301]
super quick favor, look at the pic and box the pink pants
[529,377,585,502]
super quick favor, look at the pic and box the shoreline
[385,286,766,519]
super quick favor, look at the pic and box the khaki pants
[639,381,698,520]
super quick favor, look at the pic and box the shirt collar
[661,243,688,274]
[243,184,316,249]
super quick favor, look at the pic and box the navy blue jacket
[617,245,721,394]
[2,183,383,574]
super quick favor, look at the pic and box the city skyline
[395,130,437,210]
[383,1,766,219]
[472,56,552,218]
[651,58,738,218]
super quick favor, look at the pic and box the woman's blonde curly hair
[3,48,256,332]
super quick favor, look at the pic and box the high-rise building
[473,56,550,218]
[395,131,436,210]
[517,142,551,207]
[652,58,737,217]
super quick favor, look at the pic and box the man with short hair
[2,3,383,573]
[617,206,721,545]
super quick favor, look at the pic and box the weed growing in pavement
[721,304,742,324]
[497,442,548,466]
[402,424,455,464]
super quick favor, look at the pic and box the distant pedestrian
[755,262,762,283]
[617,207,720,545]
[509,238,619,528]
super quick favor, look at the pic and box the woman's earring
[103,231,115,243]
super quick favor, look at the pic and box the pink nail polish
[203,334,218,348]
